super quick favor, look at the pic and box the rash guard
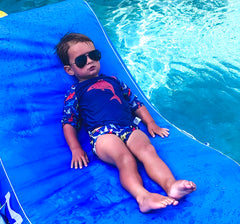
[61,74,143,132]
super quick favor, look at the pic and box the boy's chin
[77,73,99,82]
[88,73,99,78]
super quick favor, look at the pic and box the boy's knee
[138,144,157,159]
[117,152,136,167]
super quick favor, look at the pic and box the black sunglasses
[71,49,101,68]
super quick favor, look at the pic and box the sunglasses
[71,49,101,68]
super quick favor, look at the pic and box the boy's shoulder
[66,83,78,93]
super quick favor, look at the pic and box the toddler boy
[55,33,196,213]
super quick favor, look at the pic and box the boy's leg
[95,134,177,212]
[126,129,196,200]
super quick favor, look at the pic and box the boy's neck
[77,73,100,83]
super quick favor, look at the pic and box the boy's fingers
[73,160,80,169]
[148,128,155,137]
[71,155,89,169]
[71,159,82,169]
[78,160,83,169]
[156,130,169,138]
[163,132,169,137]
[158,132,165,138]
[84,153,89,162]
[160,129,169,137]
[82,156,89,167]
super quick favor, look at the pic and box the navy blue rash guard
[61,74,143,132]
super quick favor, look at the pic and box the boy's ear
[64,65,75,76]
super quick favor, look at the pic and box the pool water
[1,0,239,163]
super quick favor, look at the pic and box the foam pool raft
[0,0,240,223]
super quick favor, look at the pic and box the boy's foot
[168,180,196,200]
[138,193,178,213]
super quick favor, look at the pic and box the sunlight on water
[1,0,239,162]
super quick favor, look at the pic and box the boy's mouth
[88,65,96,71]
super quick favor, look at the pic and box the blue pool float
[0,0,240,223]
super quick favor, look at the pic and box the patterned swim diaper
[88,124,138,154]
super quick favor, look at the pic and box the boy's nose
[86,55,93,64]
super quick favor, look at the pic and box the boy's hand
[147,121,169,138]
[71,148,89,169]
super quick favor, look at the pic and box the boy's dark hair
[55,33,94,65]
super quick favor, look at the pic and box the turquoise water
[1,0,239,163]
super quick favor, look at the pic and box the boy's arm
[61,84,88,169]
[63,124,89,169]
[134,105,169,138]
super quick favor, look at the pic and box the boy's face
[64,42,100,82]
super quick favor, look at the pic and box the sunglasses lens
[89,50,101,61]
[75,55,87,68]
[74,50,101,68]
